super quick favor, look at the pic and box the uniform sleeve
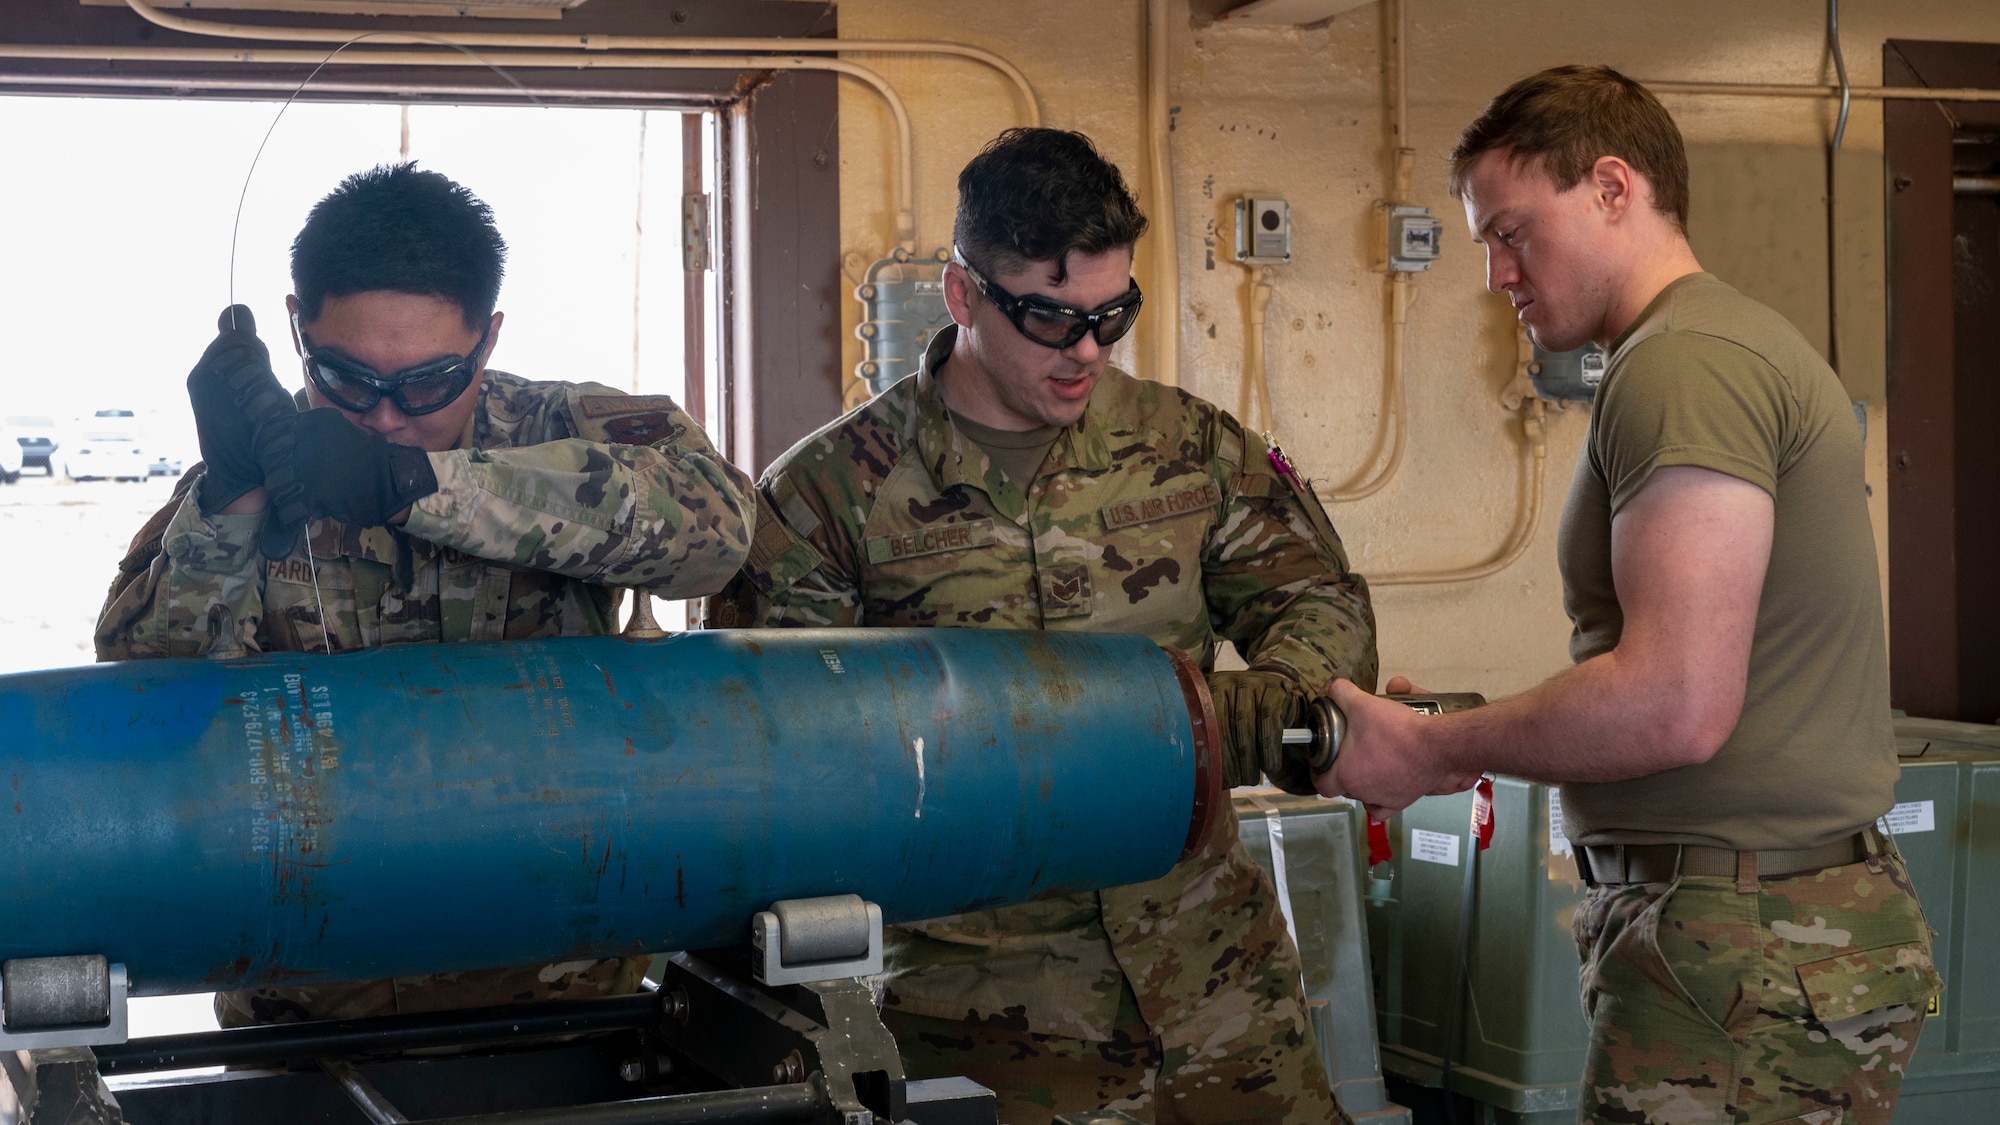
[1202,422,1378,693]
[703,481,845,628]
[400,394,753,598]
[707,410,894,631]
[94,471,267,661]
[1595,332,1790,513]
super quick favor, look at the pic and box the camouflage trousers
[216,956,649,1027]
[881,980,1349,1125]
[1571,840,1939,1125]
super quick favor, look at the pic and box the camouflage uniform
[96,370,752,1025]
[1572,832,1939,1124]
[710,326,1377,1124]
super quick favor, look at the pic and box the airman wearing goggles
[104,160,753,1032]
[707,126,1373,1125]
[295,313,493,418]
[956,250,1143,351]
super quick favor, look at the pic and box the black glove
[186,305,296,514]
[1207,669,1320,793]
[260,408,440,558]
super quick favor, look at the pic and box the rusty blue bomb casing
[0,628,1220,996]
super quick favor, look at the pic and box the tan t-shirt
[950,413,1062,489]
[1555,273,1897,850]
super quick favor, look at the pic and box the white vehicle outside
[4,414,54,475]
[59,435,153,482]
[0,417,22,483]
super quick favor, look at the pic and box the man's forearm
[1423,647,1725,784]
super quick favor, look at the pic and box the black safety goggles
[297,319,491,417]
[960,255,1143,350]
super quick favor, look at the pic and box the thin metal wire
[1828,0,1851,150]
[224,32,544,654]
[227,32,544,322]
[1824,0,1849,377]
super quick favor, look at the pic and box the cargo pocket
[1795,940,1940,1023]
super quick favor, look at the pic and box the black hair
[954,128,1149,284]
[290,162,507,330]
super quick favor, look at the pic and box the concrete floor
[0,468,178,675]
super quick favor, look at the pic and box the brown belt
[1577,829,1874,887]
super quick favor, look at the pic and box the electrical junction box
[1385,205,1443,272]
[854,248,953,397]
[1528,342,1607,402]
[1234,196,1292,265]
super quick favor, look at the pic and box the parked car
[4,414,57,474]
[147,453,186,478]
[58,436,152,482]
[0,418,22,483]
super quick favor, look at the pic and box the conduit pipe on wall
[1644,80,2000,103]
[121,0,1042,124]
[0,41,918,250]
[1363,324,1547,586]
[1822,0,1850,380]
[1238,266,1274,433]
[1370,396,1548,587]
[114,9,921,249]
[1324,0,1413,503]
[1146,0,1181,389]
[0,72,699,100]
[1327,268,1412,502]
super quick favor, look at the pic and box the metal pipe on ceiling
[1646,80,2000,103]
[1325,0,1414,504]
[119,0,1042,125]
[0,41,917,250]
[0,71,712,102]
[1145,0,1180,389]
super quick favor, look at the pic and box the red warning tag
[1472,776,1496,851]
[1367,816,1395,867]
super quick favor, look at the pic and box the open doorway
[0,94,722,674]
[0,92,728,1040]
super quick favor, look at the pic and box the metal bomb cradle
[0,628,1226,1124]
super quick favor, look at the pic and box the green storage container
[1235,789,1411,1124]
[1363,717,2000,1125]
[1884,719,2000,1119]
[1366,776,1587,1124]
